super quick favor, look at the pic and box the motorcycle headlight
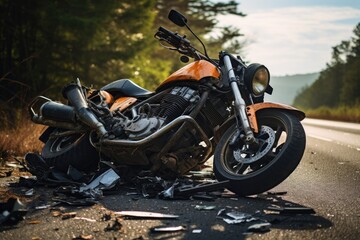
[244,63,270,97]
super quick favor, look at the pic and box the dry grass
[304,105,360,123]
[0,118,45,160]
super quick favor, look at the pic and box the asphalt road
[0,118,359,240]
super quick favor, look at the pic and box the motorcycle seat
[101,79,153,98]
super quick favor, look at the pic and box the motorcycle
[28,10,306,196]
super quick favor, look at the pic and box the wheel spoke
[233,162,246,174]
[273,125,284,147]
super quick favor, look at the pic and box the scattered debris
[247,222,271,233]
[177,180,229,196]
[61,212,77,220]
[72,234,94,240]
[24,188,34,196]
[0,197,28,225]
[114,211,179,219]
[266,191,287,196]
[151,225,186,233]
[34,204,51,210]
[80,168,120,192]
[0,167,13,178]
[27,220,41,224]
[74,217,97,222]
[267,206,316,215]
[217,209,258,224]
[194,205,216,211]
[101,212,112,221]
[104,217,123,232]
[52,211,63,217]
[192,229,202,233]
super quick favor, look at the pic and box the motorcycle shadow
[246,193,333,231]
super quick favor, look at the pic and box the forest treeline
[293,23,360,113]
[0,0,244,128]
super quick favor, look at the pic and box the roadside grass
[302,105,360,123]
[0,117,44,162]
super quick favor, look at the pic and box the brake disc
[233,125,276,164]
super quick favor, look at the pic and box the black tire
[214,109,306,196]
[41,129,100,172]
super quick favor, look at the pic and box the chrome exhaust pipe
[62,82,107,136]
[29,96,81,130]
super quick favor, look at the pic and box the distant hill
[264,72,319,105]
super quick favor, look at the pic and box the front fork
[222,54,256,144]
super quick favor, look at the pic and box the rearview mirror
[168,9,187,27]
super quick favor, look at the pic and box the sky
[216,0,360,76]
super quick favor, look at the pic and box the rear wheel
[214,110,306,196]
[41,129,100,172]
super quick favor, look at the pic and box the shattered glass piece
[35,204,51,210]
[25,188,34,196]
[159,181,179,199]
[151,225,186,233]
[114,211,179,219]
[247,222,271,233]
[194,205,216,211]
[223,218,246,224]
[226,212,252,220]
[217,209,258,225]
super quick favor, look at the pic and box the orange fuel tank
[157,60,220,89]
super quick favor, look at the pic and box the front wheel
[214,110,306,196]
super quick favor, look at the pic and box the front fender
[247,102,305,133]
[214,102,305,143]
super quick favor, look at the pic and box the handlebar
[155,26,197,58]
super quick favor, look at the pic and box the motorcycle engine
[106,86,199,141]
[156,86,199,123]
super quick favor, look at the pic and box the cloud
[217,6,360,75]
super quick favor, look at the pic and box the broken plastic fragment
[80,169,120,192]
[267,206,316,215]
[177,180,229,196]
[0,197,27,225]
[247,222,271,233]
[151,225,186,233]
[114,211,179,219]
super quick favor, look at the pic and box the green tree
[294,23,360,109]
